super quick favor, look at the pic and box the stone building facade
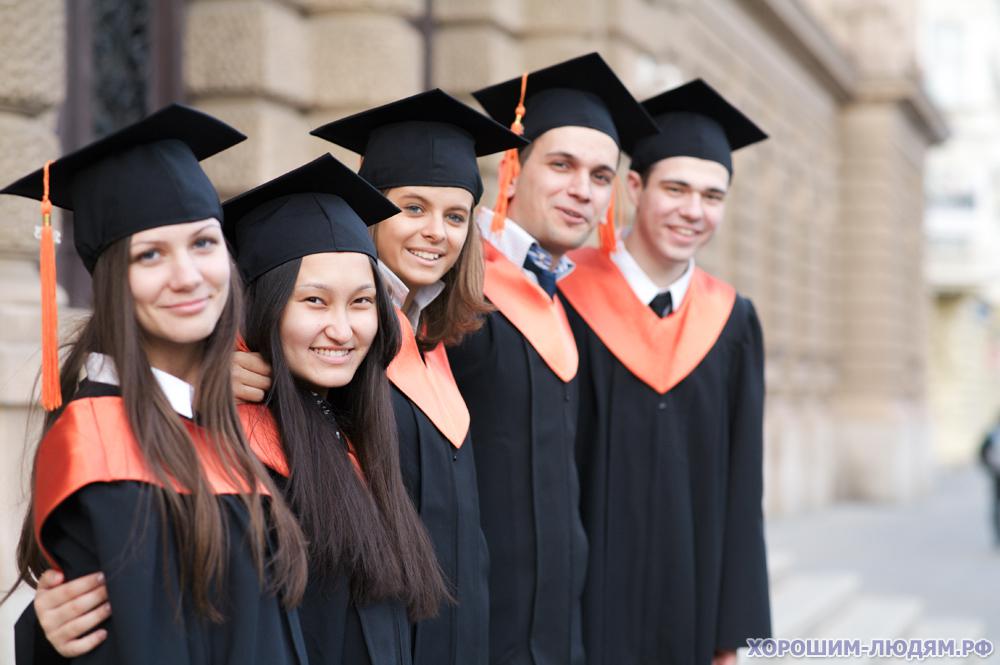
[0,1,946,659]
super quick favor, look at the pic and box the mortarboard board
[1,103,246,272]
[223,154,400,283]
[310,89,527,205]
[628,79,768,176]
[471,52,657,153]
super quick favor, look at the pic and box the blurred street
[764,465,999,660]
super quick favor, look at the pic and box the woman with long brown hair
[4,105,309,665]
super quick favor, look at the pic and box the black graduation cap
[472,52,658,153]
[223,154,400,283]
[0,103,245,272]
[628,79,768,176]
[310,89,527,204]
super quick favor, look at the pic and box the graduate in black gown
[449,53,657,665]
[4,104,310,665]
[224,154,449,665]
[310,90,527,665]
[557,80,773,665]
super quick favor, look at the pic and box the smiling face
[128,218,231,370]
[374,185,474,293]
[506,125,620,259]
[279,252,379,393]
[625,155,729,280]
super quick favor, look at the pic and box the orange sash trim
[481,239,578,382]
[386,309,470,449]
[238,402,364,480]
[559,247,736,394]
[238,403,290,476]
[34,396,268,569]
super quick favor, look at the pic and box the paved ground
[767,464,1000,644]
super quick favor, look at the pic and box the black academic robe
[389,311,490,665]
[446,240,586,665]
[16,380,307,665]
[559,248,772,665]
[240,401,413,665]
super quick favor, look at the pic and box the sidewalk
[766,464,999,646]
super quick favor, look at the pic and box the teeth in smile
[312,348,350,357]
[673,228,696,237]
[408,249,442,261]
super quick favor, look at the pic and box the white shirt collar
[377,260,445,331]
[477,207,536,269]
[85,352,196,419]
[477,207,575,280]
[611,243,695,311]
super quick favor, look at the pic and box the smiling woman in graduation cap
[4,104,310,665]
[223,153,448,665]
[231,88,527,665]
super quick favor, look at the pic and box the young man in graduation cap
[557,79,773,665]
[447,52,657,665]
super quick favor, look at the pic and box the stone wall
[0,0,67,657]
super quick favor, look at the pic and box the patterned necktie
[649,291,673,317]
[523,255,558,298]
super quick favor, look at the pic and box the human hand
[34,569,110,657]
[233,350,273,403]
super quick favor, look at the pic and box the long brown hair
[12,236,308,620]
[371,199,492,352]
[243,256,447,620]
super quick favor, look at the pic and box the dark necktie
[649,291,673,317]
[523,256,558,298]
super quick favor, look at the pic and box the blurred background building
[920,0,1000,466]
[3,0,997,660]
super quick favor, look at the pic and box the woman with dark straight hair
[227,154,448,664]
[303,90,528,665]
[4,105,308,665]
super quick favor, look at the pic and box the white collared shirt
[477,207,575,285]
[611,244,695,311]
[377,260,446,331]
[85,352,195,419]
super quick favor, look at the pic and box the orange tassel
[599,179,618,255]
[491,73,529,234]
[39,160,61,411]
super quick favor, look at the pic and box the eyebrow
[660,178,728,194]
[297,282,376,293]
[396,193,431,206]
[545,151,617,174]
[131,222,221,247]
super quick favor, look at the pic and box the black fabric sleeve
[14,602,70,665]
[716,299,773,649]
[41,482,196,665]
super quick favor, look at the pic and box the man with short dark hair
[559,79,773,665]
[448,53,657,665]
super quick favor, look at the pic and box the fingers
[50,602,111,657]
[37,577,109,635]
[232,352,273,404]
[57,625,109,659]
[34,572,111,658]
[35,571,104,611]
[234,351,273,380]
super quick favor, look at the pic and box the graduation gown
[446,240,586,665]
[558,248,772,665]
[19,380,307,665]
[388,310,490,665]
[240,402,413,665]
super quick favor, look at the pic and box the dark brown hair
[243,256,447,620]
[12,236,308,620]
